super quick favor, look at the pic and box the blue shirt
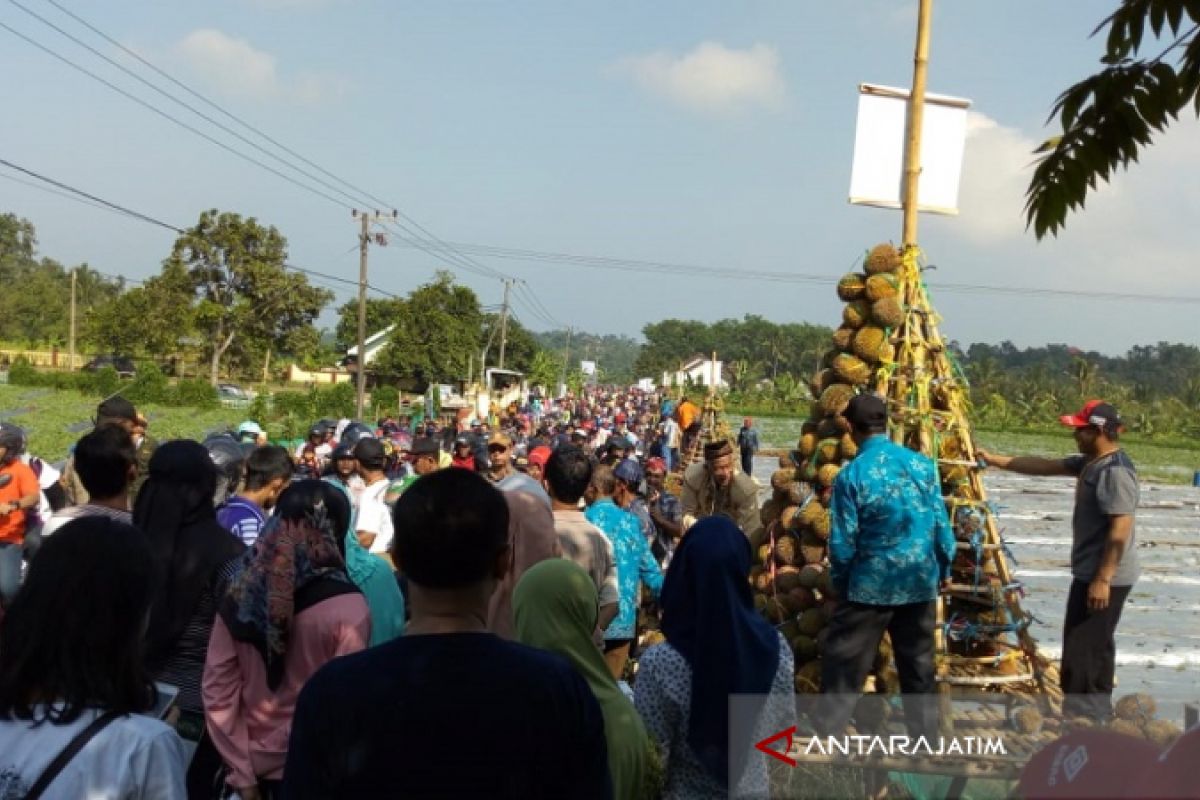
[585,498,663,639]
[216,496,266,547]
[829,435,955,605]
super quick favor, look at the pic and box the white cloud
[173,29,345,104]
[613,42,785,114]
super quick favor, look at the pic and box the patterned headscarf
[218,501,358,690]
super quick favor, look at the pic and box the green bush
[7,357,37,385]
[312,383,356,419]
[370,384,399,418]
[93,367,120,398]
[172,378,218,409]
[125,364,169,405]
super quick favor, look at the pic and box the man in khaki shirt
[680,439,762,539]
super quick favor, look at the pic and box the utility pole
[559,326,572,395]
[497,278,513,370]
[68,267,76,371]
[351,209,398,419]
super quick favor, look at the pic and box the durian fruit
[755,544,772,564]
[811,509,832,541]
[852,326,888,363]
[816,415,850,439]
[818,383,854,416]
[842,301,870,329]
[800,419,818,436]
[797,501,825,530]
[795,660,822,693]
[839,433,859,460]
[809,368,833,397]
[759,498,782,528]
[816,569,833,598]
[1115,693,1157,725]
[832,353,871,385]
[798,563,823,589]
[790,635,818,664]
[817,464,840,488]
[778,619,801,641]
[763,597,790,624]
[753,594,767,612]
[831,326,854,351]
[799,530,826,564]
[1011,705,1043,735]
[938,434,965,461]
[864,242,901,274]
[770,469,797,493]
[1143,719,1182,747]
[815,438,841,465]
[797,608,825,637]
[864,272,899,301]
[774,564,802,590]
[779,506,801,533]
[786,482,809,507]
[798,432,818,458]
[940,464,969,485]
[837,272,867,301]
[871,297,905,328]
[788,586,817,611]
[800,460,818,484]
[1108,718,1145,739]
[753,570,773,593]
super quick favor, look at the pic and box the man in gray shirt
[979,400,1138,720]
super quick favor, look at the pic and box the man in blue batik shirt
[585,463,663,680]
[817,393,956,739]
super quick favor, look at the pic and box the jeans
[740,447,755,476]
[0,541,23,604]
[817,599,938,739]
[1060,578,1132,720]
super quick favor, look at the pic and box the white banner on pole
[848,83,971,215]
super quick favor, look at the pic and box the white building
[661,355,725,389]
[344,325,397,367]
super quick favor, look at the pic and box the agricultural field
[0,384,239,463]
[735,409,1200,485]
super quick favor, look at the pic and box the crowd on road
[0,386,1177,799]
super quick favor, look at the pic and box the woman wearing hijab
[133,440,246,741]
[634,516,796,799]
[486,487,561,639]
[203,481,370,799]
[514,559,658,800]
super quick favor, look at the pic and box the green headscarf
[514,559,651,800]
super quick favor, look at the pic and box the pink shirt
[203,593,371,789]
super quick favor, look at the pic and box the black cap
[97,396,137,422]
[845,393,887,432]
[410,437,439,457]
[353,437,385,467]
[332,443,355,460]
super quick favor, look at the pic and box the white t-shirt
[41,504,132,537]
[0,707,187,799]
[357,478,393,554]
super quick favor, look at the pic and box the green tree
[86,261,194,358]
[1027,1,1200,237]
[372,271,483,387]
[164,210,332,385]
[334,297,405,352]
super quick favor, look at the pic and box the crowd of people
[0,385,1175,799]
[0,387,790,799]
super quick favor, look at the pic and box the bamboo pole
[901,0,934,248]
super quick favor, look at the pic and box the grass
[729,408,1200,485]
[0,384,240,462]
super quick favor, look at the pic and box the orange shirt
[676,401,699,431]
[0,460,38,544]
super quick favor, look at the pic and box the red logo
[754,725,797,767]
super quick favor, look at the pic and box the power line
[391,237,1200,306]
[8,3,514,287]
[0,155,406,299]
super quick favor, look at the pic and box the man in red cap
[979,400,1139,721]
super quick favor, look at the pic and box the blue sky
[3,0,1199,356]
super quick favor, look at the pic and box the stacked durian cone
[755,242,1047,699]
